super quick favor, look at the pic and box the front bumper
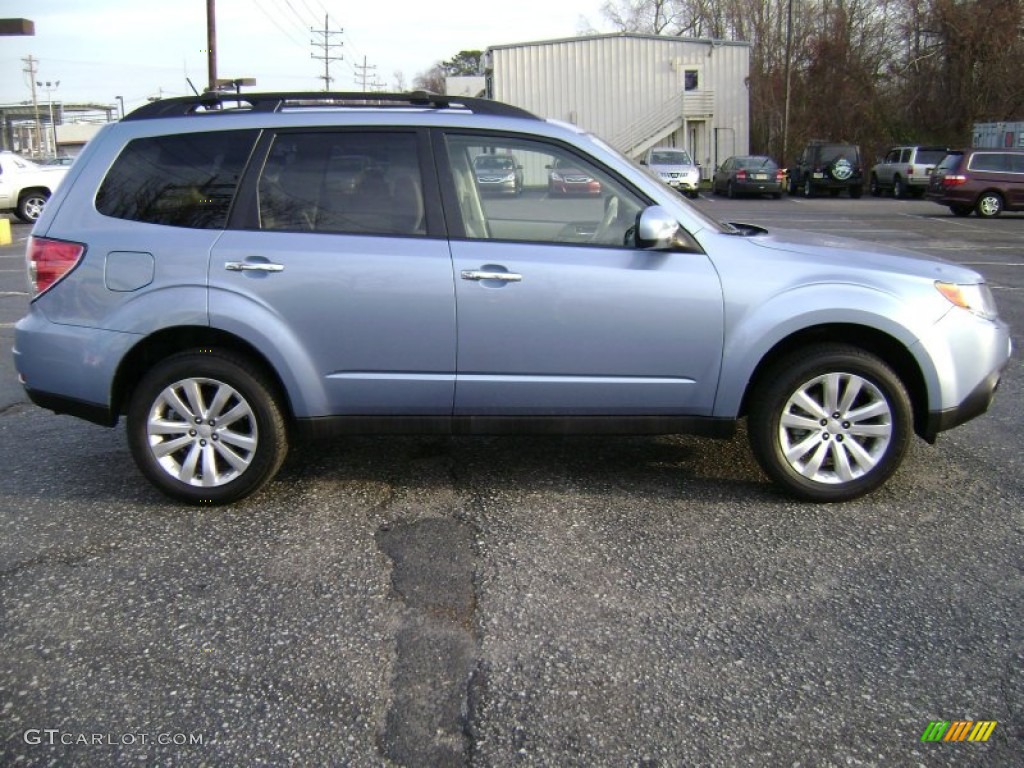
[916,312,1012,442]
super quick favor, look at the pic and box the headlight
[935,281,999,320]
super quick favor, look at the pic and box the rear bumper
[14,311,136,424]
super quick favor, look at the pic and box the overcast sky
[1,0,608,112]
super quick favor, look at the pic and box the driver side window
[443,134,644,248]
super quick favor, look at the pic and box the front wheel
[127,351,288,505]
[748,345,912,502]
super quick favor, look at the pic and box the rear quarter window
[96,130,258,228]
[968,153,1011,173]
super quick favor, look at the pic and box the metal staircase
[609,90,714,159]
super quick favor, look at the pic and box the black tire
[893,177,905,199]
[16,190,50,223]
[869,175,881,196]
[127,351,288,505]
[727,181,735,199]
[975,192,1003,218]
[803,178,814,198]
[748,344,912,502]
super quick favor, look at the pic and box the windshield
[650,150,691,166]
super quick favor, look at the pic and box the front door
[440,133,724,417]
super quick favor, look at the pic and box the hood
[734,225,983,283]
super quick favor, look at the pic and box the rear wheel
[127,351,288,505]
[748,344,912,502]
[893,177,906,199]
[869,175,881,196]
[975,192,1003,218]
[16,190,50,223]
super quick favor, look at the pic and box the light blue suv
[13,92,1011,504]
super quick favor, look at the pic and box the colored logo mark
[921,721,997,742]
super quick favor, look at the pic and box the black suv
[789,141,864,198]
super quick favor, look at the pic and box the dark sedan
[712,155,785,199]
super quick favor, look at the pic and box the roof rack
[122,91,539,122]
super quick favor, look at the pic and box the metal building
[486,33,750,176]
[972,121,1024,149]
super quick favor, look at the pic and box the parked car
[0,150,70,222]
[870,145,948,198]
[789,141,863,198]
[473,153,523,195]
[547,157,601,195]
[926,148,1024,217]
[641,146,701,198]
[712,155,784,198]
[13,91,1010,505]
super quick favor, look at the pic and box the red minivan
[927,147,1024,217]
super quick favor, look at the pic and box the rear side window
[96,130,258,228]
[257,131,425,236]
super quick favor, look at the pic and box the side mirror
[636,206,682,250]
[639,160,648,166]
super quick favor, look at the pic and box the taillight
[736,170,747,181]
[27,236,85,298]
[775,170,785,181]
[941,174,968,188]
[906,165,914,177]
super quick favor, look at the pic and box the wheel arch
[735,323,930,439]
[111,326,293,422]
[19,184,54,197]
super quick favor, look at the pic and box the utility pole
[22,55,43,156]
[354,56,379,92]
[311,14,343,91]
[206,0,217,91]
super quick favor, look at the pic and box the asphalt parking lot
[1,195,1022,767]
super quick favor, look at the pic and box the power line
[251,0,308,50]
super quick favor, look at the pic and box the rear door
[210,128,457,418]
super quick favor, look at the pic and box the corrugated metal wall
[488,33,750,171]
[973,122,1024,149]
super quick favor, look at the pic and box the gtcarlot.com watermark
[24,729,204,747]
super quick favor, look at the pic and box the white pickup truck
[0,151,70,223]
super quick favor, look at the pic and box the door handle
[224,261,285,273]
[460,270,522,282]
